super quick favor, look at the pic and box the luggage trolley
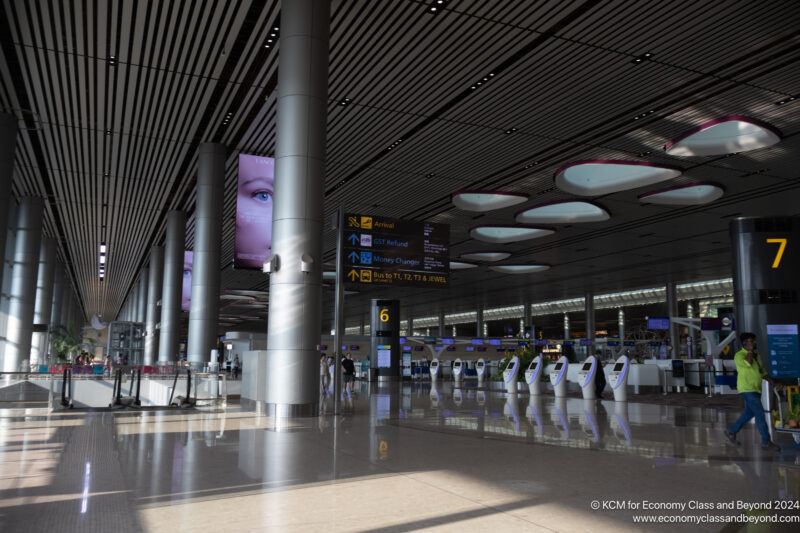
[773,387,800,449]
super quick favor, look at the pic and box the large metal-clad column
[144,246,163,365]
[187,143,224,366]
[0,114,17,290]
[53,270,67,328]
[159,211,186,364]
[585,292,595,355]
[731,217,800,375]
[666,282,680,357]
[31,237,56,365]
[4,197,44,371]
[265,0,330,417]
[136,268,148,323]
[0,203,18,364]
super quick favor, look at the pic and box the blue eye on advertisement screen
[181,250,193,312]
[235,154,275,269]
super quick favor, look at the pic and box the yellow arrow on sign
[347,269,360,281]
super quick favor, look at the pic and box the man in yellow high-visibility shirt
[724,332,781,451]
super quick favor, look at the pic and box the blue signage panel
[767,324,800,378]
[647,317,670,330]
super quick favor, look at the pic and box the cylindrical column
[585,293,595,355]
[686,301,694,319]
[0,202,19,363]
[159,211,186,364]
[437,310,445,337]
[476,308,484,338]
[407,315,414,336]
[618,308,625,340]
[49,265,63,328]
[187,143,225,366]
[666,282,680,358]
[563,313,570,340]
[144,246,163,365]
[136,268,148,323]
[264,0,330,417]
[0,114,18,291]
[31,237,56,365]
[4,197,44,371]
[730,217,800,375]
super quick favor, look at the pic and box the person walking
[594,350,606,399]
[320,354,329,392]
[232,354,240,380]
[724,332,781,451]
[341,352,356,393]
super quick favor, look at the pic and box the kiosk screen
[613,363,625,372]
[554,362,563,370]
[529,361,537,370]
[582,362,592,371]
[507,362,514,370]
[454,362,460,367]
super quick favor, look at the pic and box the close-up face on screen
[235,154,274,269]
[181,250,192,311]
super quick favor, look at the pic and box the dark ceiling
[1,0,798,332]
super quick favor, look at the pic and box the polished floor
[1,380,800,532]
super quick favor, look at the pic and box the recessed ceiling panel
[488,264,551,274]
[555,160,682,196]
[450,261,479,270]
[469,225,555,244]
[451,190,529,212]
[664,115,782,156]
[459,251,512,262]
[638,182,725,205]
[515,200,610,224]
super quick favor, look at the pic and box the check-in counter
[644,359,707,390]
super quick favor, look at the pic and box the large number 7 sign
[766,238,787,269]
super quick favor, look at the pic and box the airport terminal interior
[1,1,800,531]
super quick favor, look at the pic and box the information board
[344,213,449,288]
[377,345,392,368]
[766,324,800,378]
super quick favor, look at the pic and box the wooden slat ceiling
[0,0,798,331]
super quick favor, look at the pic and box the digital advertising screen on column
[181,251,193,312]
[235,154,275,269]
[766,324,800,378]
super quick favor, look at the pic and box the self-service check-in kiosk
[476,358,487,387]
[430,359,440,384]
[577,356,597,400]
[453,358,464,386]
[503,356,520,394]
[524,355,544,395]
[607,355,630,402]
[550,356,569,398]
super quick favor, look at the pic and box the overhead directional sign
[344,213,449,288]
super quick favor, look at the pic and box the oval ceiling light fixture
[515,200,610,224]
[554,160,682,196]
[488,264,551,274]
[664,115,782,157]
[459,251,512,262]
[449,260,479,270]
[451,190,529,212]
[469,224,555,244]
[638,182,725,205]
